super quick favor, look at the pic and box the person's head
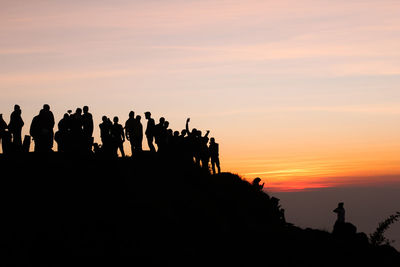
[136,115,141,122]
[159,117,165,124]
[63,113,69,119]
[102,116,107,122]
[210,137,215,143]
[192,128,197,135]
[83,106,89,113]
[174,131,179,137]
[181,129,187,136]
[338,202,344,208]
[14,104,20,111]
[167,129,173,135]
[113,116,119,123]
[164,121,169,128]
[253,177,261,185]
[197,130,202,137]
[39,109,45,116]
[0,114,3,119]
[145,111,151,119]
[76,108,82,115]
[43,104,50,111]
[129,111,135,118]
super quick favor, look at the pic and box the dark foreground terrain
[1,153,399,266]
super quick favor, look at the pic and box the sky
[1,0,400,241]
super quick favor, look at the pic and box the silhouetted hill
[1,153,399,266]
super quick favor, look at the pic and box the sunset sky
[1,0,400,191]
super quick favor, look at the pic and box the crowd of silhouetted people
[0,104,221,174]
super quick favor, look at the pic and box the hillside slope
[1,153,399,266]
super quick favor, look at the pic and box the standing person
[99,116,112,156]
[333,202,346,234]
[29,110,43,152]
[55,113,71,152]
[200,130,210,170]
[333,202,345,224]
[134,115,143,152]
[111,116,125,157]
[0,114,7,147]
[125,111,136,155]
[0,114,11,154]
[82,106,94,151]
[70,108,83,151]
[154,117,165,152]
[41,104,55,151]
[144,111,155,152]
[8,104,24,148]
[209,137,221,175]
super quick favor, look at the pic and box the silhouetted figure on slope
[0,114,7,148]
[125,111,136,155]
[334,202,345,224]
[154,117,166,152]
[99,116,112,156]
[333,202,346,234]
[8,104,24,150]
[185,118,199,166]
[134,115,143,152]
[41,104,55,151]
[82,106,94,151]
[209,137,221,174]
[145,112,156,152]
[111,116,125,157]
[332,202,358,238]
[199,130,210,170]
[252,177,264,191]
[70,108,84,152]
[30,109,53,153]
[55,113,71,152]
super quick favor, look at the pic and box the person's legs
[147,135,155,152]
[216,157,221,174]
[211,160,216,175]
[119,142,125,157]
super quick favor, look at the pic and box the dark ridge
[1,153,399,266]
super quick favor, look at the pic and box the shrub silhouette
[370,211,400,246]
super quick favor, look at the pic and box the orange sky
[1,0,400,191]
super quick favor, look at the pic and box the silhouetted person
[82,106,94,150]
[111,116,125,157]
[0,114,7,150]
[8,104,24,149]
[134,115,143,152]
[200,130,210,170]
[145,112,155,152]
[55,113,71,152]
[29,113,40,151]
[333,202,345,224]
[40,104,55,151]
[209,137,220,174]
[125,111,136,155]
[185,118,199,166]
[154,117,166,152]
[70,108,84,151]
[99,116,112,156]
[252,177,264,191]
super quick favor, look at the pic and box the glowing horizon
[1,0,400,191]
